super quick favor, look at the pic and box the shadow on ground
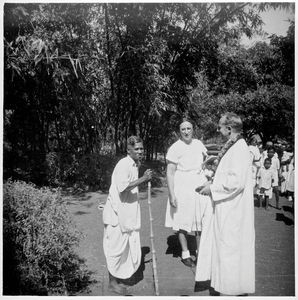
[194,280,220,295]
[195,280,211,292]
[119,246,151,286]
[282,205,294,214]
[165,233,197,258]
[275,213,294,226]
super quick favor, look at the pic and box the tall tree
[4,3,294,186]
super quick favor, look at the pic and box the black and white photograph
[2,1,295,297]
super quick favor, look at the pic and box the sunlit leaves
[3,3,295,184]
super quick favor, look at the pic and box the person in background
[198,112,255,296]
[261,141,278,161]
[286,156,295,205]
[165,119,207,268]
[262,146,281,209]
[256,158,276,209]
[248,135,262,192]
[102,136,153,295]
[280,143,294,196]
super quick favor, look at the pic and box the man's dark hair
[264,158,272,164]
[127,136,143,149]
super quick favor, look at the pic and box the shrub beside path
[66,187,295,296]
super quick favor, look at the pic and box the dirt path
[66,187,295,296]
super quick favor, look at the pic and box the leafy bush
[73,153,119,191]
[3,180,91,295]
[46,152,120,191]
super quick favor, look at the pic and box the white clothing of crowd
[249,138,294,204]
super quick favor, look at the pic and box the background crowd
[248,137,295,210]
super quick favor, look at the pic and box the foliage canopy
[4,3,294,187]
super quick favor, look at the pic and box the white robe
[210,139,255,295]
[195,193,214,282]
[102,156,141,279]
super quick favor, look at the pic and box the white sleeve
[166,142,179,164]
[114,160,132,193]
[210,144,250,202]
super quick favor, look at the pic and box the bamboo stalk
[147,181,160,296]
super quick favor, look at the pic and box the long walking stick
[147,181,160,296]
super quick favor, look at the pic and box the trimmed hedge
[3,180,91,295]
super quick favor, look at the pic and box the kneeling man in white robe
[102,136,152,295]
[199,112,255,296]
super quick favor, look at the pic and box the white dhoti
[103,224,141,279]
[195,195,214,282]
[102,155,142,279]
[165,170,204,232]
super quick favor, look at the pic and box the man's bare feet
[108,272,127,295]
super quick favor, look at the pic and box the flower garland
[212,134,243,174]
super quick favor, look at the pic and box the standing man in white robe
[199,112,255,296]
[102,136,152,295]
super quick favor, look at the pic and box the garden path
[66,187,295,296]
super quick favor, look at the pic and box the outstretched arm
[122,169,153,192]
